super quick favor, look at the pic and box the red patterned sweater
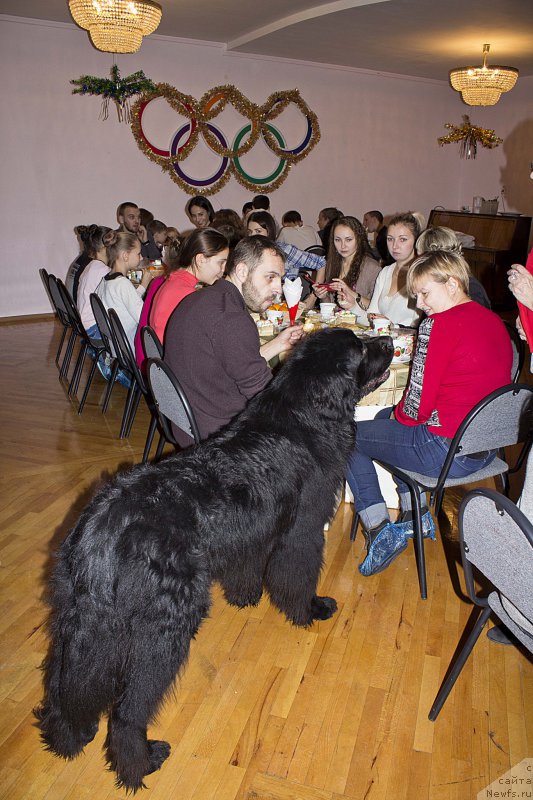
[395,301,512,438]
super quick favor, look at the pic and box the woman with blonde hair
[416,226,490,308]
[345,248,512,577]
[96,230,152,348]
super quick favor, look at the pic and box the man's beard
[242,276,275,313]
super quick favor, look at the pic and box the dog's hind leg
[35,638,101,760]
[104,592,209,792]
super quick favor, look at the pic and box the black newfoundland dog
[36,328,393,792]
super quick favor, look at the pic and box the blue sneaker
[395,511,436,541]
[358,522,408,577]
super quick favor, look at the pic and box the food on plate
[256,319,274,337]
[334,310,357,325]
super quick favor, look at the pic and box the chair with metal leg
[428,487,533,720]
[47,274,75,375]
[351,383,533,600]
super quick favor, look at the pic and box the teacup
[320,302,336,320]
[372,316,392,335]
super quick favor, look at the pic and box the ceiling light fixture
[68,0,162,54]
[450,44,518,106]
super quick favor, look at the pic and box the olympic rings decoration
[130,84,320,195]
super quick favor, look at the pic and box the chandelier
[68,0,162,54]
[450,44,518,106]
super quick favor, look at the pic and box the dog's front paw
[310,595,337,621]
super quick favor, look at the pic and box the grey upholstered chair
[146,357,200,460]
[429,487,533,720]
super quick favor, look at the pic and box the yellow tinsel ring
[130,83,320,194]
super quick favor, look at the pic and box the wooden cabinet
[427,209,531,308]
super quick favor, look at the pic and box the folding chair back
[147,358,201,446]
[90,293,117,359]
[39,268,55,313]
[454,383,533,456]
[461,490,533,632]
[141,325,163,360]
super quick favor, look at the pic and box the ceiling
[4,0,533,81]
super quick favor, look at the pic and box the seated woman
[351,212,422,327]
[65,225,93,303]
[96,231,152,349]
[246,211,325,281]
[311,216,381,312]
[346,249,512,576]
[186,196,214,229]
[76,224,111,337]
[149,228,229,345]
[416,226,491,308]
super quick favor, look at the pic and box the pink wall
[1,15,531,317]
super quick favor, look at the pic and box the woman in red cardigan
[347,249,513,576]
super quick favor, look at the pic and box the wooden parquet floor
[0,317,531,800]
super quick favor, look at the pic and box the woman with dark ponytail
[65,225,93,303]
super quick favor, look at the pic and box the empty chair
[429,487,533,720]
[107,309,160,461]
[39,268,55,315]
[352,383,533,599]
[56,280,107,403]
[47,273,75,375]
[146,357,200,459]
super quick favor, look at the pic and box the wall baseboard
[0,313,55,325]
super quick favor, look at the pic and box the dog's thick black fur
[36,329,393,792]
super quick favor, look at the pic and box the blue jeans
[346,406,496,530]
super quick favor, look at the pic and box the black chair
[56,280,107,405]
[429,488,533,721]
[351,383,533,600]
[146,357,201,458]
[47,273,76,375]
[107,309,160,461]
[503,320,525,383]
[305,245,326,256]
[39,267,55,314]
[89,293,121,414]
